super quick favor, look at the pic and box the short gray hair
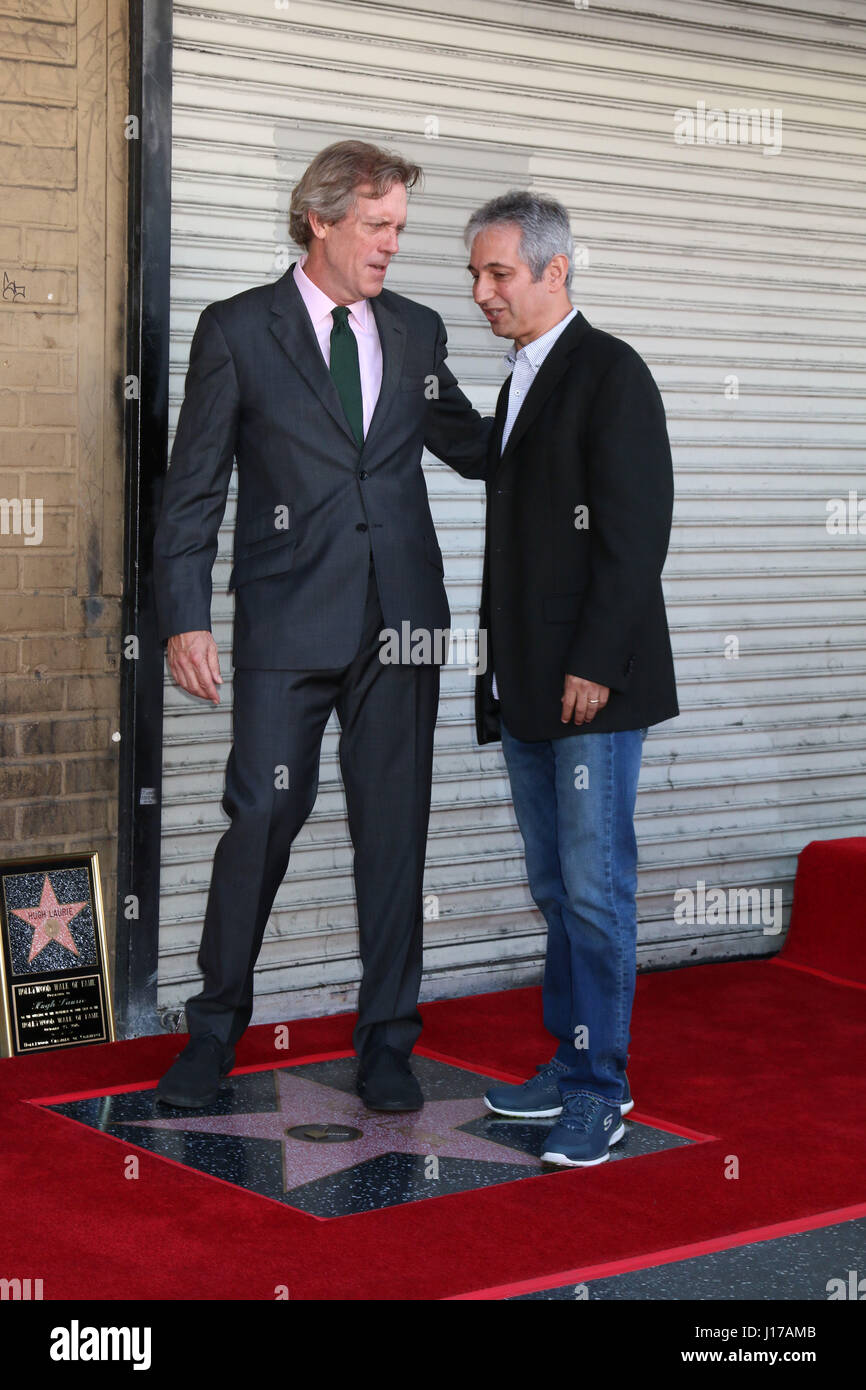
[464,191,574,288]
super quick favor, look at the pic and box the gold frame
[0,850,115,1058]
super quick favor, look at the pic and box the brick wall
[0,1,128,955]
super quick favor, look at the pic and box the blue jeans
[500,721,647,1105]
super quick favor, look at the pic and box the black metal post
[115,0,173,1036]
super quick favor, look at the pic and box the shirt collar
[295,257,372,333]
[504,306,577,372]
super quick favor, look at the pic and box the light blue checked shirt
[499,306,578,454]
[492,307,578,700]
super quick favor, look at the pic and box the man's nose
[381,228,399,255]
[474,276,491,304]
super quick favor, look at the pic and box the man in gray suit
[153,141,489,1111]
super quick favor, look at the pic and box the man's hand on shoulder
[166,630,223,705]
[561,674,609,725]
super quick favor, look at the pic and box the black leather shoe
[156,1034,235,1108]
[356,1045,423,1112]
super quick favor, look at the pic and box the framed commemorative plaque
[0,851,115,1057]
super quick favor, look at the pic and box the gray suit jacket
[153,265,490,668]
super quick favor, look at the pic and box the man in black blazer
[153,141,490,1110]
[465,191,678,1166]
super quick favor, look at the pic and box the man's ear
[546,253,570,291]
[306,210,328,241]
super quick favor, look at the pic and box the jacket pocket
[228,531,297,591]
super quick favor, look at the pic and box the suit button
[358,470,368,480]
[356,522,368,532]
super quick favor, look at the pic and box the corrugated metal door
[158,0,866,1027]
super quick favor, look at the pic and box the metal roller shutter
[157,0,866,1027]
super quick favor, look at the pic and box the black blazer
[475,311,678,743]
[153,265,490,669]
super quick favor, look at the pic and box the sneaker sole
[483,1097,563,1118]
[485,1098,635,1119]
[541,1121,626,1167]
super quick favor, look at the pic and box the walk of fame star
[42,1057,689,1218]
[130,1068,540,1189]
[11,875,87,963]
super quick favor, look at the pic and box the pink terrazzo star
[11,875,87,963]
[131,1068,539,1189]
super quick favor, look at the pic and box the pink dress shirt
[293,258,383,437]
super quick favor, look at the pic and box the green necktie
[329,305,364,447]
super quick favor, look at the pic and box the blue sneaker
[541,1091,626,1167]
[484,1060,634,1119]
[484,1058,568,1118]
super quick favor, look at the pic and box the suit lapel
[498,311,591,464]
[268,265,358,447]
[489,373,511,466]
[364,292,406,457]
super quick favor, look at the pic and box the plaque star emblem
[132,1068,539,1190]
[11,874,87,963]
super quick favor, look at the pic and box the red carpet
[780,835,866,986]
[1,836,864,1300]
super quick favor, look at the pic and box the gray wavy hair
[464,191,574,288]
[290,140,422,248]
